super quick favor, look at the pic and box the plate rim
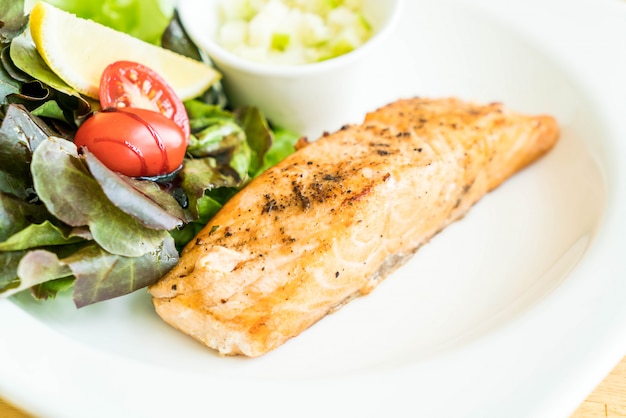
[2,0,626,416]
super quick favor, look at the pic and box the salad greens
[0,0,300,307]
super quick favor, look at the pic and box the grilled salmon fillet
[149,97,559,357]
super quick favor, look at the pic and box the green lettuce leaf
[0,220,83,251]
[0,250,26,293]
[255,127,301,176]
[235,106,273,175]
[30,277,74,300]
[43,0,175,45]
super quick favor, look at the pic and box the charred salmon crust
[149,97,560,357]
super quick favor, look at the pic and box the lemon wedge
[29,1,220,100]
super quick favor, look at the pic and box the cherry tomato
[74,107,187,178]
[99,60,190,139]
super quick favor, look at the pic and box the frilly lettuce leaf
[0,251,26,293]
[179,158,241,218]
[0,52,20,103]
[234,106,273,176]
[0,0,28,46]
[82,148,188,230]
[16,250,73,293]
[31,137,170,257]
[0,192,48,241]
[0,104,53,190]
[257,127,301,175]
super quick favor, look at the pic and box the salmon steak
[149,97,560,357]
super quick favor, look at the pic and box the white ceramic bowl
[178,0,404,139]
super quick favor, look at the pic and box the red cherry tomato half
[99,60,190,139]
[75,107,187,178]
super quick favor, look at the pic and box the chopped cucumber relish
[217,0,372,65]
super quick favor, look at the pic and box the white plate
[2,0,626,416]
